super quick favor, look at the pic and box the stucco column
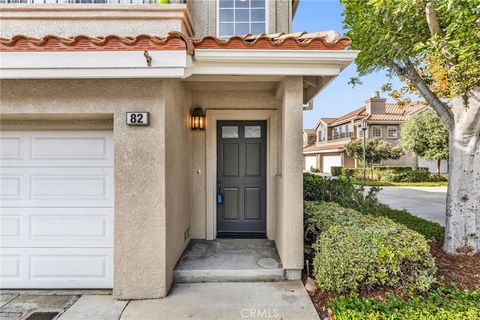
[113,86,167,299]
[276,77,304,279]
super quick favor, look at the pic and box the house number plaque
[126,112,149,126]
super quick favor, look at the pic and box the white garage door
[0,130,114,289]
[305,156,317,171]
[322,155,342,174]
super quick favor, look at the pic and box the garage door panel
[323,155,342,174]
[0,130,113,289]
[1,248,113,289]
[0,213,22,240]
[0,174,23,200]
[1,208,113,248]
[0,136,23,160]
[1,168,113,207]
[0,131,113,167]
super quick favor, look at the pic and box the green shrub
[304,201,364,255]
[328,287,480,320]
[342,167,366,180]
[374,166,413,182]
[303,173,380,214]
[330,166,343,176]
[407,167,431,182]
[312,203,436,293]
[303,174,445,242]
[373,166,434,182]
[377,204,444,242]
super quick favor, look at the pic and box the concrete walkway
[376,186,447,226]
[0,281,318,320]
[122,282,318,320]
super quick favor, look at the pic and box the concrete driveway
[376,186,447,226]
[0,281,319,320]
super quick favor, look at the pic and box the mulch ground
[304,241,480,314]
[430,241,480,290]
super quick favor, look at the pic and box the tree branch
[390,58,455,130]
[426,1,442,36]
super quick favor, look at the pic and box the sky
[292,0,413,129]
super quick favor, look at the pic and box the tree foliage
[401,109,449,164]
[341,0,480,254]
[342,0,480,102]
[345,138,403,168]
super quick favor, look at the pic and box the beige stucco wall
[0,0,291,38]
[0,5,194,37]
[164,80,193,291]
[275,77,304,276]
[188,82,279,240]
[343,153,356,168]
[0,78,169,299]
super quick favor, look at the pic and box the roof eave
[0,49,358,79]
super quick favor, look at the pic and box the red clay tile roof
[0,31,351,52]
[354,102,427,123]
[304,143,346,153]
[0,32,192,53]
[318,102,428,128]
[192,31,351,50]
[329,106,366,125]
[320,117,337,124]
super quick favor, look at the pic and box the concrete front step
[174,267,285,283]
[174,239,286,283]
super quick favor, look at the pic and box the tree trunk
[437,159,441,178]
[443,89,480,254]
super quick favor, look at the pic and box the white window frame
[317,129,324,142]
[387,125,398,139]
[372,126,382,138]
[217,0,268,38]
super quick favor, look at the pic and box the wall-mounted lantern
[191,107,205,131]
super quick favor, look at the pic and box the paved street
[0,281,319,320]
[376,186,447,226]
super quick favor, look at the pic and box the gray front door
[217,120,267,237]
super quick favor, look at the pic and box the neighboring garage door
[305,156,317,171]
[322,155,342,174]
[0,130,114,289]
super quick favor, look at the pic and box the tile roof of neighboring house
[320,102,428,127]
[320,118,337,124]
[0,31,351,52]
[304,143,346,153]
[354,102,427,123]
[329,106,365,125]
[303,129,315,134]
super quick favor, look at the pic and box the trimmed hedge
[374,166,431,182]
[307,202,436,293]
[304,174,445,242]
[330,166,343,176]
[342,167,366,180]
[377,204,444,242]
[341,166,441,182]
[329,287,480,320]
[304,173,380,215]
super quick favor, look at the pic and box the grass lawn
[327,287,480,320]
[346,178,448,187]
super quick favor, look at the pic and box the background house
[303,91,449,174]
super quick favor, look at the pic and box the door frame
[205,109,278,240]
